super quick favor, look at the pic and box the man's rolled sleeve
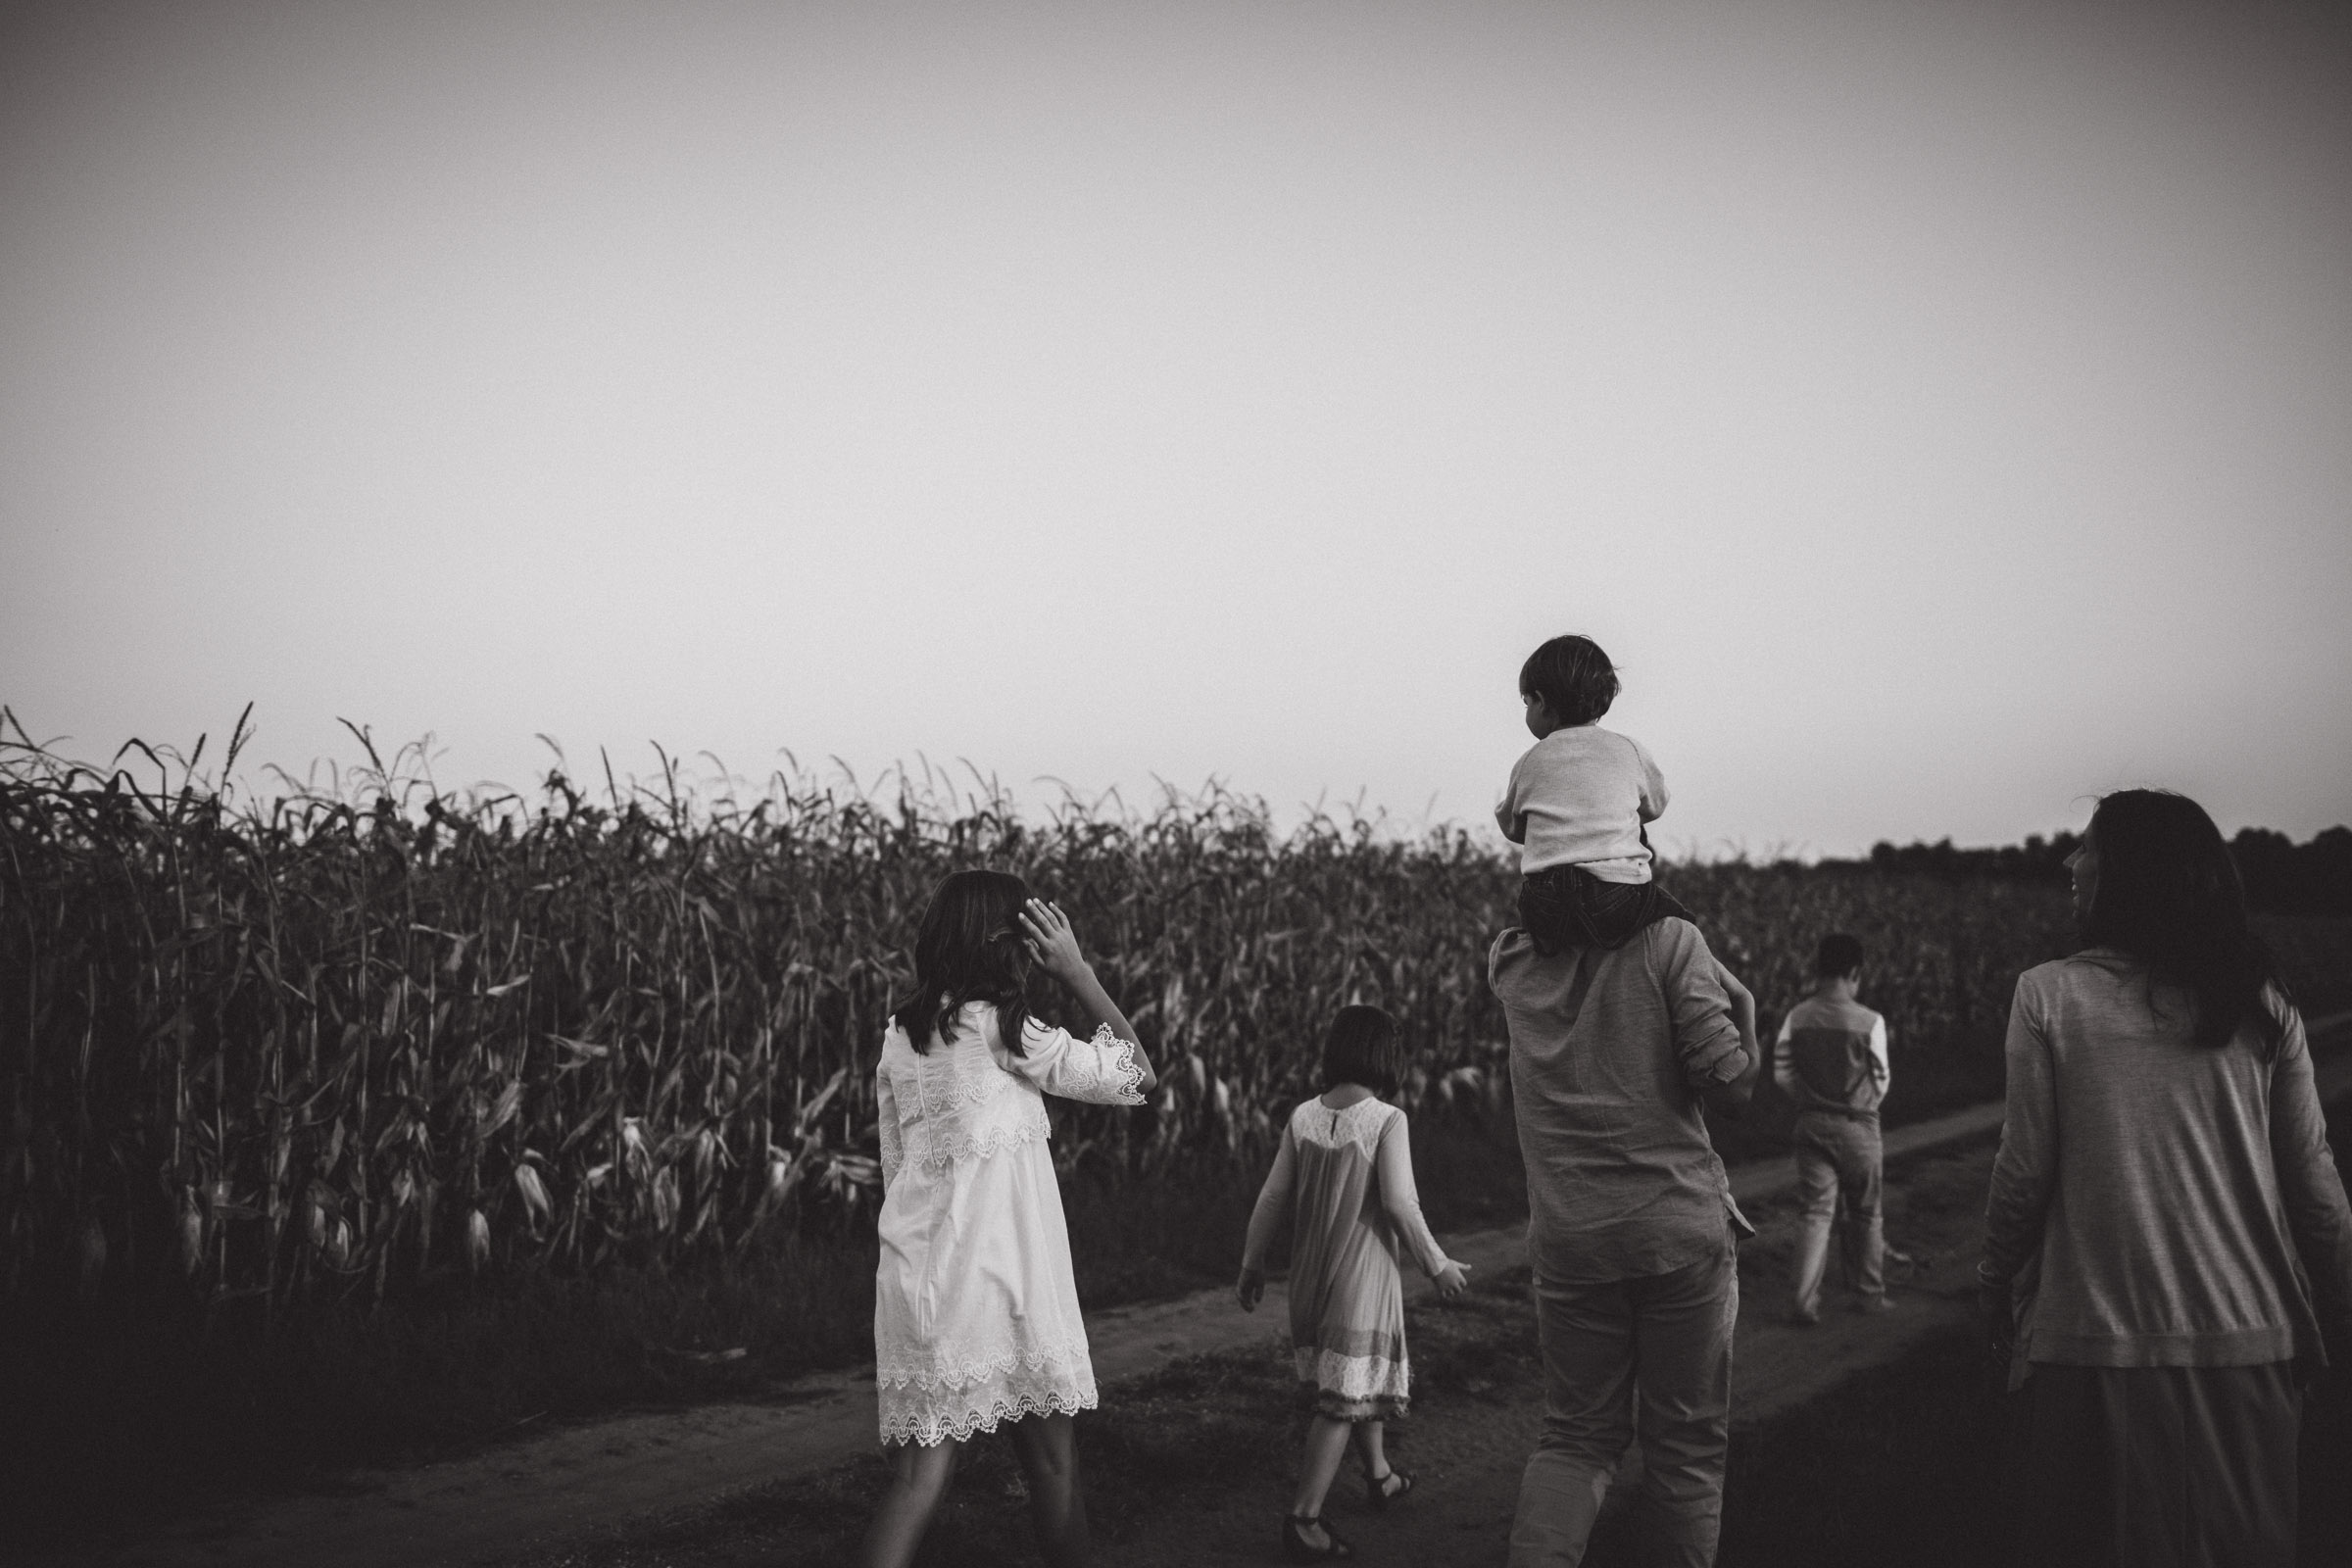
[1657,922,1745,1086]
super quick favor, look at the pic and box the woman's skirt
[2013,1360,2299,1568]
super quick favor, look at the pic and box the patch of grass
[0,1229,879,1548]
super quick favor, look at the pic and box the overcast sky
[4,0,2347,858]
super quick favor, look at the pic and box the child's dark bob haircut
[1520,635,1620,727]
[1320,1004,1407,1097]
[1814,933,1865,979]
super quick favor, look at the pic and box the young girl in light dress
[860,870,1157,1568]
[1238,1004,1470,1562]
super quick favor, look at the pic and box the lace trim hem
[884,1363,1101,1447]
[880,1383,1099,1447]
[1294,1346,1410,1400]
[876,1338,1094,1393]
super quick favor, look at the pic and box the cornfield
[0,712,2077,1319]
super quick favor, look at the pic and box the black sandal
[1362,1462,1415,1510]
[1282,1513,1355,1561]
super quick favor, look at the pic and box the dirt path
[49,1014,2350,1568]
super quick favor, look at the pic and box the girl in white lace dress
[1238,1005,1469,1562]
[860,871,1156,1568]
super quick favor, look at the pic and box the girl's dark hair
[889,869,1038,1055]
[1320,1004,1407,1097]
[1520,635,1620,726]
[2080,789,2285,1051]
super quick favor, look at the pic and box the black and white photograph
[4,2,2350,1564]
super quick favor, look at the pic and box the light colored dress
[1242,1096,1453,1419]
[872,1001,1147,1446]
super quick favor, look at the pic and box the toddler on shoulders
[1496,634,1692,953]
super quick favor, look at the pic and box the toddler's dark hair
[1320,1004,1407,1097]
[1519,635,1620,726]
[1814,933,1865,979]
[889,869,1038,1055]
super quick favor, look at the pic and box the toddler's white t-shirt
[1495,725,1668,882]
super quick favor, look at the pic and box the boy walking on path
[1775,933,1894,1323]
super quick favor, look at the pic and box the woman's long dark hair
[2080,789,2285,1051]
[889,869,1038,1055]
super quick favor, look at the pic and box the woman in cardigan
[1979,789,2352,1567]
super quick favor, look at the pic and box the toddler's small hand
[1435,1260,1471,1300]
[1236,1266,1265,1312]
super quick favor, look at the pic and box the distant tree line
[1826,825,2352,916]
[2222,826,2352,916]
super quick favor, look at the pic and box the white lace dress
[872,1002,1148,1446]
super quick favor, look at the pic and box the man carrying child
[1491,633,1764,1567]
[1774,932,1895,1323]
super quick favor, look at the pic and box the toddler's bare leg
[1006,1411,1092,1568]
[859,1437,960,1568]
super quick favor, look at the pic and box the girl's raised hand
[1016,899,1156,1093]
[1017,899,1089,985]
